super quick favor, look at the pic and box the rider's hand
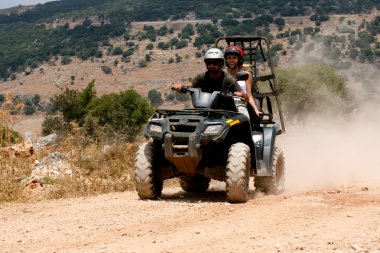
[233,91,248,102]
[255,108,263,118]
[172,83,183,92]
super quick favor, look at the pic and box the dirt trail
[1,181,380,253]
[3,101,380,253]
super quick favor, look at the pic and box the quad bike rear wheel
[226,142,251,203]
[179,175,211,193]
[135,142,163,199]
[254,147,285,194]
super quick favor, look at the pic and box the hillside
[0,0,379,139]
[0,12,378,98]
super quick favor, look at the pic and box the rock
[34,133,57,150]
[351,244,363,251]
[30,152,74,180]
[0,141,34,158]
[25,179,44,191]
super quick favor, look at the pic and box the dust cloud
[280,62,380,193]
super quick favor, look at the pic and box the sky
[0,0,53,9]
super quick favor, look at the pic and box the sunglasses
[205,60,221,66]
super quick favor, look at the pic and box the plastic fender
[262,126,277,174]
[204,114,252,144]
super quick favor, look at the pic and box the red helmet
[224,46,244,66]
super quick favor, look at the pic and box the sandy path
[1,182,380,253]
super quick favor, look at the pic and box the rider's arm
[245,71,262,116]
[173,82,192,92]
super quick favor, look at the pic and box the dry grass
[0,119,140,203]
[0,94,179,204]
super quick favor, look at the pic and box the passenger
[224,46,262,118]
[173,48,250,119]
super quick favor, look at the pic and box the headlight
[203,124,223,135]
[148,124,162,133]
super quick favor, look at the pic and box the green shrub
[175,54,182,63]
[0,94,5,105]
[0,127,22,147]
[44,81,152,142]
[112,47,123,55]
[277,63,351,121]
[146,43,154,50]
[22,105,35,115]
[42,115,71,136]
[148,89,163,106]
[138,59,147,67]
[101,65,112,74]
[122,48,134,57]
[86,89,154,142]
[49,80,96,124]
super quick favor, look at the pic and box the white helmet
[204,48,224,64]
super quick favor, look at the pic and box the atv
[135,36,286,203]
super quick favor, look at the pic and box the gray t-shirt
[191,70,242,93]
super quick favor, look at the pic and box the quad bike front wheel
[254,147,285,194]
[226,142,251,203]
[134,142,163,199]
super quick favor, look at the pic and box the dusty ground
[2,112,380,253]
[1,182,380,253]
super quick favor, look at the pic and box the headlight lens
[149,124,162,133]
[203,124,223,135]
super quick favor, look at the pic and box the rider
[173,48,250,118]
[224,46,262,118]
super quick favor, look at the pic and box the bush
[22,105,35,115]
[277,63,351,121]
[122,48,134,58]
[146,43,154,50]
[158,41,170,50]
[0,126,22,147]
[49,80,96,124]
[42,115,71,136]
[175,92,190,101]
[101,66,112,74]
[175,54,182,63]
[138,59,147,67]
[86,89,154,142]
[44,82,153,142]
[148,89,163,106]
[195,51,203,58]
[112,47,123,55]
[0,94,5,105]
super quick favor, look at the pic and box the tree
[275,17,285,30]
[180,24,194,39]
